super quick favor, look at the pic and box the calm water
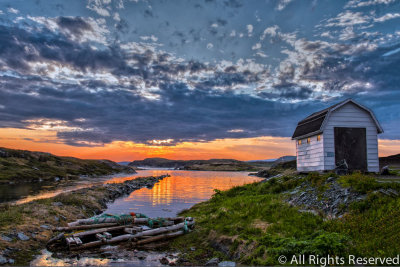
[103,170,262,217]
[29,170,261,266]
[3,170,261,209]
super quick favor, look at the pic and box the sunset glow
[1,127,398,161]
[0,0,399,161]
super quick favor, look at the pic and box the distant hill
[0,147,136,183]
[129,158,257,171]
[117,161,131,166]
[247,159,277,163]
[246,155,296,168]
[272,156,296,165]
[379,153,400,168]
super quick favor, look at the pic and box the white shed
[292,99,383,173]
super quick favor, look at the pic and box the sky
[0,0,399,161]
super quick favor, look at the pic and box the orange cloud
[0,127,399,162]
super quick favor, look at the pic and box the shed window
[298,140,302,145]
[307,138,311,144]
[317,135,321,141]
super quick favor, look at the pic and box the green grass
[0,204,24,228]
[172,179,347,265]
[172,174,400,265]
[328,194,400,256]
[0,147,134,182]
[338,172,400,193]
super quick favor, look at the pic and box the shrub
[338,172,378,193]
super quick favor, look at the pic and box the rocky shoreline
[84,174,170,214]
[0,174,169,265]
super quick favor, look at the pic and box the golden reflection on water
[127,170,260,205]
[31,250,111,266]
[104,170,262,216]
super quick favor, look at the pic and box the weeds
[173,173,400,265]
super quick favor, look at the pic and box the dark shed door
[334,127,367,171]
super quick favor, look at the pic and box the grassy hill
[172,171,400,265]
[129,158,258,171]
[0,147,136,183]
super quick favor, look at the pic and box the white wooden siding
[322,102,379,172]
[296,134,324,172]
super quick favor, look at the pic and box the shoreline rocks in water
[0,174,169,265]
[93,175,170,213]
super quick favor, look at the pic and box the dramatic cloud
[0,0,399,148]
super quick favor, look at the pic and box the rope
[147,217,166,228]
[135,213,148,218]
[90,213,133,225]
[183,220,189,233]
[148,218,154,228]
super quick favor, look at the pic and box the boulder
[0,235,12,242]
[205,258,219,266]
[17,232,30,241]
[0,256,8,265]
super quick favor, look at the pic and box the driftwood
[71,226,125,238]
[67,216,184,227]
[46,232,65,246]
[70,220,195,250]
[68,216,132,227]
[133,230,184,246]
[66,237,83,248]
[103,232,112,239]
[124,226,143,234]
[56,223,119,231]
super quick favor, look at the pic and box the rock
[135,251,147,260]
[60,215,67,221]
[326,176,336,182]
[52,202,63,207]
[160,257,169,265]
[387,189,399,196]
[381,165,390,175]
[0,256,8,265]
[40,224,51,230]
[218,261,236,267]
[206,257,220,266]
[0,235,12,242]
[8,259,14,264]
[54,216,60,222]
[17,232,30,241]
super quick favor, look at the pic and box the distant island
[128,156,296,171]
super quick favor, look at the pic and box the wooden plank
[56,223,119,232]
[133,230,184,246]
[103,232,112,239]
[95,233,105,242]
[72,225,125,238]
[74,237,83,246]
[124,226,143,234]
[71,220,195,250]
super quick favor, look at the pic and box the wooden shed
[292,99,383,173]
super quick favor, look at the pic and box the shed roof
[291,99,383,140]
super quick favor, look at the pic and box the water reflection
[104,170,262,218]
[3,170,261,209]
